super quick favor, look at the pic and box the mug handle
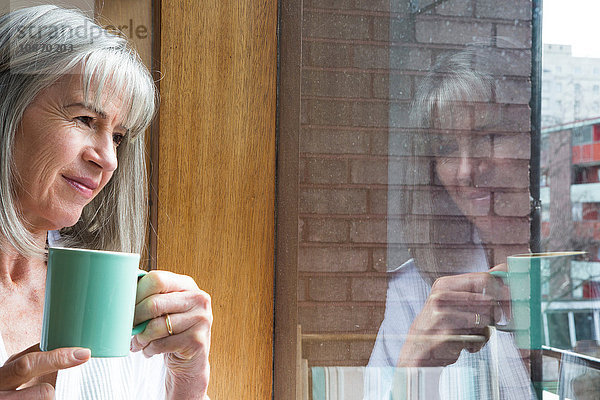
[489,271,515,332]
[132,270,150,335]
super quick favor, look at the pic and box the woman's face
[433,103,494,220]
[13,74,127,232]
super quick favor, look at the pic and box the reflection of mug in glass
[490,251,585,350]
[41,247,148,357]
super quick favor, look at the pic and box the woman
[0,6,211,399]
[365,44,535,399]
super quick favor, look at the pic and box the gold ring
[474,312,481,327]
[165,313,174,336]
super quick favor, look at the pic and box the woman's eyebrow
[65,102,107,119]
[65,102,128,131]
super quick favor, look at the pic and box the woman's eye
[75,116,94,127]
[113,133,125,147]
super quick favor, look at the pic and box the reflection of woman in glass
[365,44,535,399]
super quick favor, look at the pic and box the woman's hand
[130,271,212,400]
[0,344,90,399]
[398,264,509,367]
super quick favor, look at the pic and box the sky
[543,0,600,58]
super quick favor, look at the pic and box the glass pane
[541,1,600,396]
[292,0,544,398]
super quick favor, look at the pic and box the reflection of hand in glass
[398,265,508,367]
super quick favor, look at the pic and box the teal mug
[40,247,149,357]
[490,251,584,349]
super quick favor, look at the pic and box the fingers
[132,311,200,349]
[399,333,487,367]
[136,271,199,304]
[0,384,54,399]
[432,271,508,300]
[134,291,200,325]
[132,293,212,351]
[138,321,211,361]
[0,347,90,391]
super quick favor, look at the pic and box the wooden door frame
[274,0,302,398]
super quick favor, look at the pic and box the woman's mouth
[62,175,98,199]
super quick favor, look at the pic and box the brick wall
[297,0,533,367]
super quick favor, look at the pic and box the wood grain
[156,1,277,399]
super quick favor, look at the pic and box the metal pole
[530,1,544,398]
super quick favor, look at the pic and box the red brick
[386,133,413,156]
[388,103,413,128]
[300,128,371,155]
[299,246,369,272]
[349,339,378,361]
[371,188,411,215]
[483,49,532,78]
[351,276,388,301]
[373,248,387,272]
[303,11,371,40]
[496,22,532,49]
[302,341,349,362]
[495,77,531,105]
[413,247,492,275]
[474,217,530,244]
[302,0,412,13]
[387,132,490,158]
[371,130,389,155]
[492,245,531,266]
[431,219,472,244]
[494,191,530,217]
[472,159,530,189]
[372,73,413,99]
[308,277,349,301]
[475,0,532,20]
[475,104,531,133]
[350,158,388,184]
[351,218,430,244]
[304,0,355,9]
[350,218,387,243]
[300,157,349,184]
[355,0,410,13]
[298,278,308,301]
[494,133,531,159]
[302,98,390,127]
[386,159,432,185]
[304,41,351,68]
[353,45,432,70]
[434,0,473,16]
[415,18,493,45]
[372,15,414,42]
[387,246,413,268]
[299,188,367,214]
[302,217,350,242]
[413,188,491,217]
[302,70,372,98]
[298,304,383,332]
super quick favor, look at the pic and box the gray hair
[0,5,156,257]
[388,44,503,281]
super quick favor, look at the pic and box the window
[277,0,600,398]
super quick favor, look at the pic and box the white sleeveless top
[0,331,167,399]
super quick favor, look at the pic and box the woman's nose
[456,156,491,186]
[456,156,474,186]
[84,133,118,172]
